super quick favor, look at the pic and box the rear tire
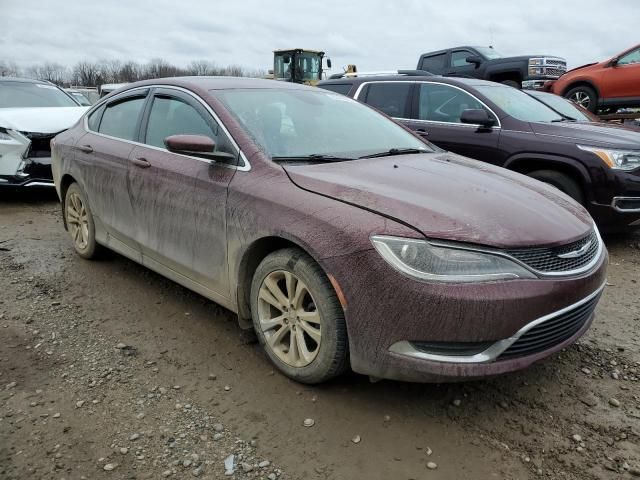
[250,248,348,384]
[565,85,598,112]
[528,170,584,205]
[64,183,101,259]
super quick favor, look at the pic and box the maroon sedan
[51,77,607,384]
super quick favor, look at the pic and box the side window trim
[83,85,249,171]
[413,81,502,128]
[96,90,150,142]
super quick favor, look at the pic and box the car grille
[505,230,600,274]
[21,131,56,158]
[498,292,600,360]
[544,67,566,77]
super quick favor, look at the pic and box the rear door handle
[416,129,429,137]
[131,157,151,168]
[78,144,93,153]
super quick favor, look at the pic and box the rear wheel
[565,85,597,112]
[250,248,348,384]
[64,183,101,259]
[528,170,584,205]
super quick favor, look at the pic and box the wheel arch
[235,235,333,329]
[504,154,592,200]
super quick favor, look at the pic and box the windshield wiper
[551,116,577,122]
[358,148,429,159]
[271,154,355,163]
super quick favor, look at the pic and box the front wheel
[250,248,348,384]
[528,170,584,205]
[565,85,598,112]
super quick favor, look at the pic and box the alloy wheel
[66,192,89,250]
[571,91,590,109]
[257,270,322,367]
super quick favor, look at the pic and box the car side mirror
[164,134,235,162]
[326,58,332,69]
[609,57,619,67]
[465,55,483,67]
[460,109,495,128]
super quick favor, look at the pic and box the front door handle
[416,129,429,137]
[131,157,151,168]
[78,144,93,153]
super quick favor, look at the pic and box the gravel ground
[1,191,639,480]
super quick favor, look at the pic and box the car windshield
[474,47,503,59]
[526,91,595,122]
[215,88,431,159]
[0,81,78,108]
[475,85,563,122]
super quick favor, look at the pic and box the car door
[73,90,149,257]
[127,87,238,298]
[600,47,640,100]
[404,82,502,163]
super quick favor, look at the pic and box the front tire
[528,170,584,205]
[64,183,100,259]
[501,79,521,88]
[250,248,348,384]
[565,85,597,112]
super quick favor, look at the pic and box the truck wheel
[250,248,349,384]
[501,80,520,88]
[565,86,597,112]
[528,170,584,205]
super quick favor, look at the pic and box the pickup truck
[417,46,567,89]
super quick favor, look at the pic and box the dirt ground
[1,190,639,480]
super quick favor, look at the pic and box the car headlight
[371,236,536,283]
[578,145,640,171]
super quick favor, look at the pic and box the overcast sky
[1,0,638,73]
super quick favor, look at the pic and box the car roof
[120,76,311,92]
[0,76,51,85]
[317,75,499,89]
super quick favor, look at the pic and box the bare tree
[25,62,68,85]
[187,60,218,76]
[73,61,101,87]
[0,61,21,77]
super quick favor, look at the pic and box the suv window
[362,82,412,118]
[618,48,640,65]
[144,95,235,156]
[451,51,473,67]
[420,53,446,73]
[318,83,352,95]
[98,96,146,141]
[417,83,493,123]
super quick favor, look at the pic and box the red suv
[550,44,640,112]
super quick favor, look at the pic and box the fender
[504,152,593,197]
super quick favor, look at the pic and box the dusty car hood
[0,107,88,133]
[284,153,593,249]
[530,121,640,148]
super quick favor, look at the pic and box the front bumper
[1,129,55,188]
[588,169,640,230]
[322,242,608,383]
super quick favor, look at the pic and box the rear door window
[420,53,447,73]
[361,82,412,118]
[98,96,146,141]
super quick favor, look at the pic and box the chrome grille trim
[388,283,605,364]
